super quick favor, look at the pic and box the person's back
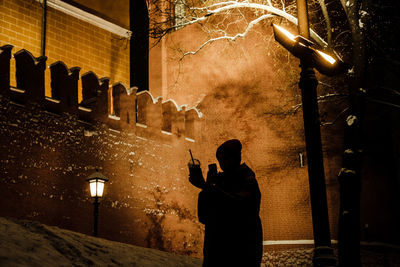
[189,139,263,267]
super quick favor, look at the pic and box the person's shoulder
[240,163,255,180]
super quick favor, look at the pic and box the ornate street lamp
[86,170,108,237]
[272,2,349,266]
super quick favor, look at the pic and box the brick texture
[0,0,340,252]
[0,0,130,101]
[4,0,398,260]
[0,94,203,256]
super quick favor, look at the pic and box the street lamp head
[272,23,350,76]
[272,24,297,55]
[272,24,314,58]
[86,171,109,198]
[312,49,351,76]
[316,50,336,64]
[273,24,296,42]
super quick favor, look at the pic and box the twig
[181,14,273,58]
[321,107,349,126]
[292,93,349,112]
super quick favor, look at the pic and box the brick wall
[0,39,339,257]
[3,0,399,258]
[0,0,130,100]
[153,13,400,252]
[0,43,204,256]
[154,22,343,242]
[0,0,41,54]
[0,0,342,251]
[1,0,341,254]
[0,94,204,256]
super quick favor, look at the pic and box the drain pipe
[41,0,47,57]
[129,0,149,92]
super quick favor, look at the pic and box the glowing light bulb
[316,50,336,64]
[273,24,296,42]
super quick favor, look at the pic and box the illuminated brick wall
[0,94,204,256]
[0,0,42,56]
[0,0,130,99]
[0,44,204,256]
[151,22,342,244]
[0,0,341,253]
[0,0,339,251]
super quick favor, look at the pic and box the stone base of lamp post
[313,246,337,267]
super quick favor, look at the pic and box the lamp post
[272,2,349,266]
[86,171,108,237]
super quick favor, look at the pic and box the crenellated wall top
[0,44,202,141]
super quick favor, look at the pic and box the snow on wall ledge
[0,44,203,141]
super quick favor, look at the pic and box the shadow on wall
[196,76,306,169]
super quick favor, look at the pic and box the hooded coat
[198,163,263,267]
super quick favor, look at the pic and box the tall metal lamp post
[86,171,109,237]
[272,1,349,266]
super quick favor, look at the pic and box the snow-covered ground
[0,217,202,267]
[3,216,398,267]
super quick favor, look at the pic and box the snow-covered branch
[280,0,285,12]
[317,0,332,47]
[190,1,244,12]
[321,107,349,126]
[174,1,328,47]
[339,0,349,16]
[182,14,273,58]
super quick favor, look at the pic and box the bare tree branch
[317,0,332,47]
[151,1,328,48]
[380,86,400,97]
[321,107,349,126]
[280,0,285,11]
[366,97,400,110]
[182,14,274,58]
[292,93,349,112]
[339,0,348,16]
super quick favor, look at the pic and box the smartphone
[208,163,217,175]
[207,163,217,183]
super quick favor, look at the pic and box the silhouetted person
[188,139,263,267]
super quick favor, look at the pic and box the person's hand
[206,171,218,185]
[188,165,205,189]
